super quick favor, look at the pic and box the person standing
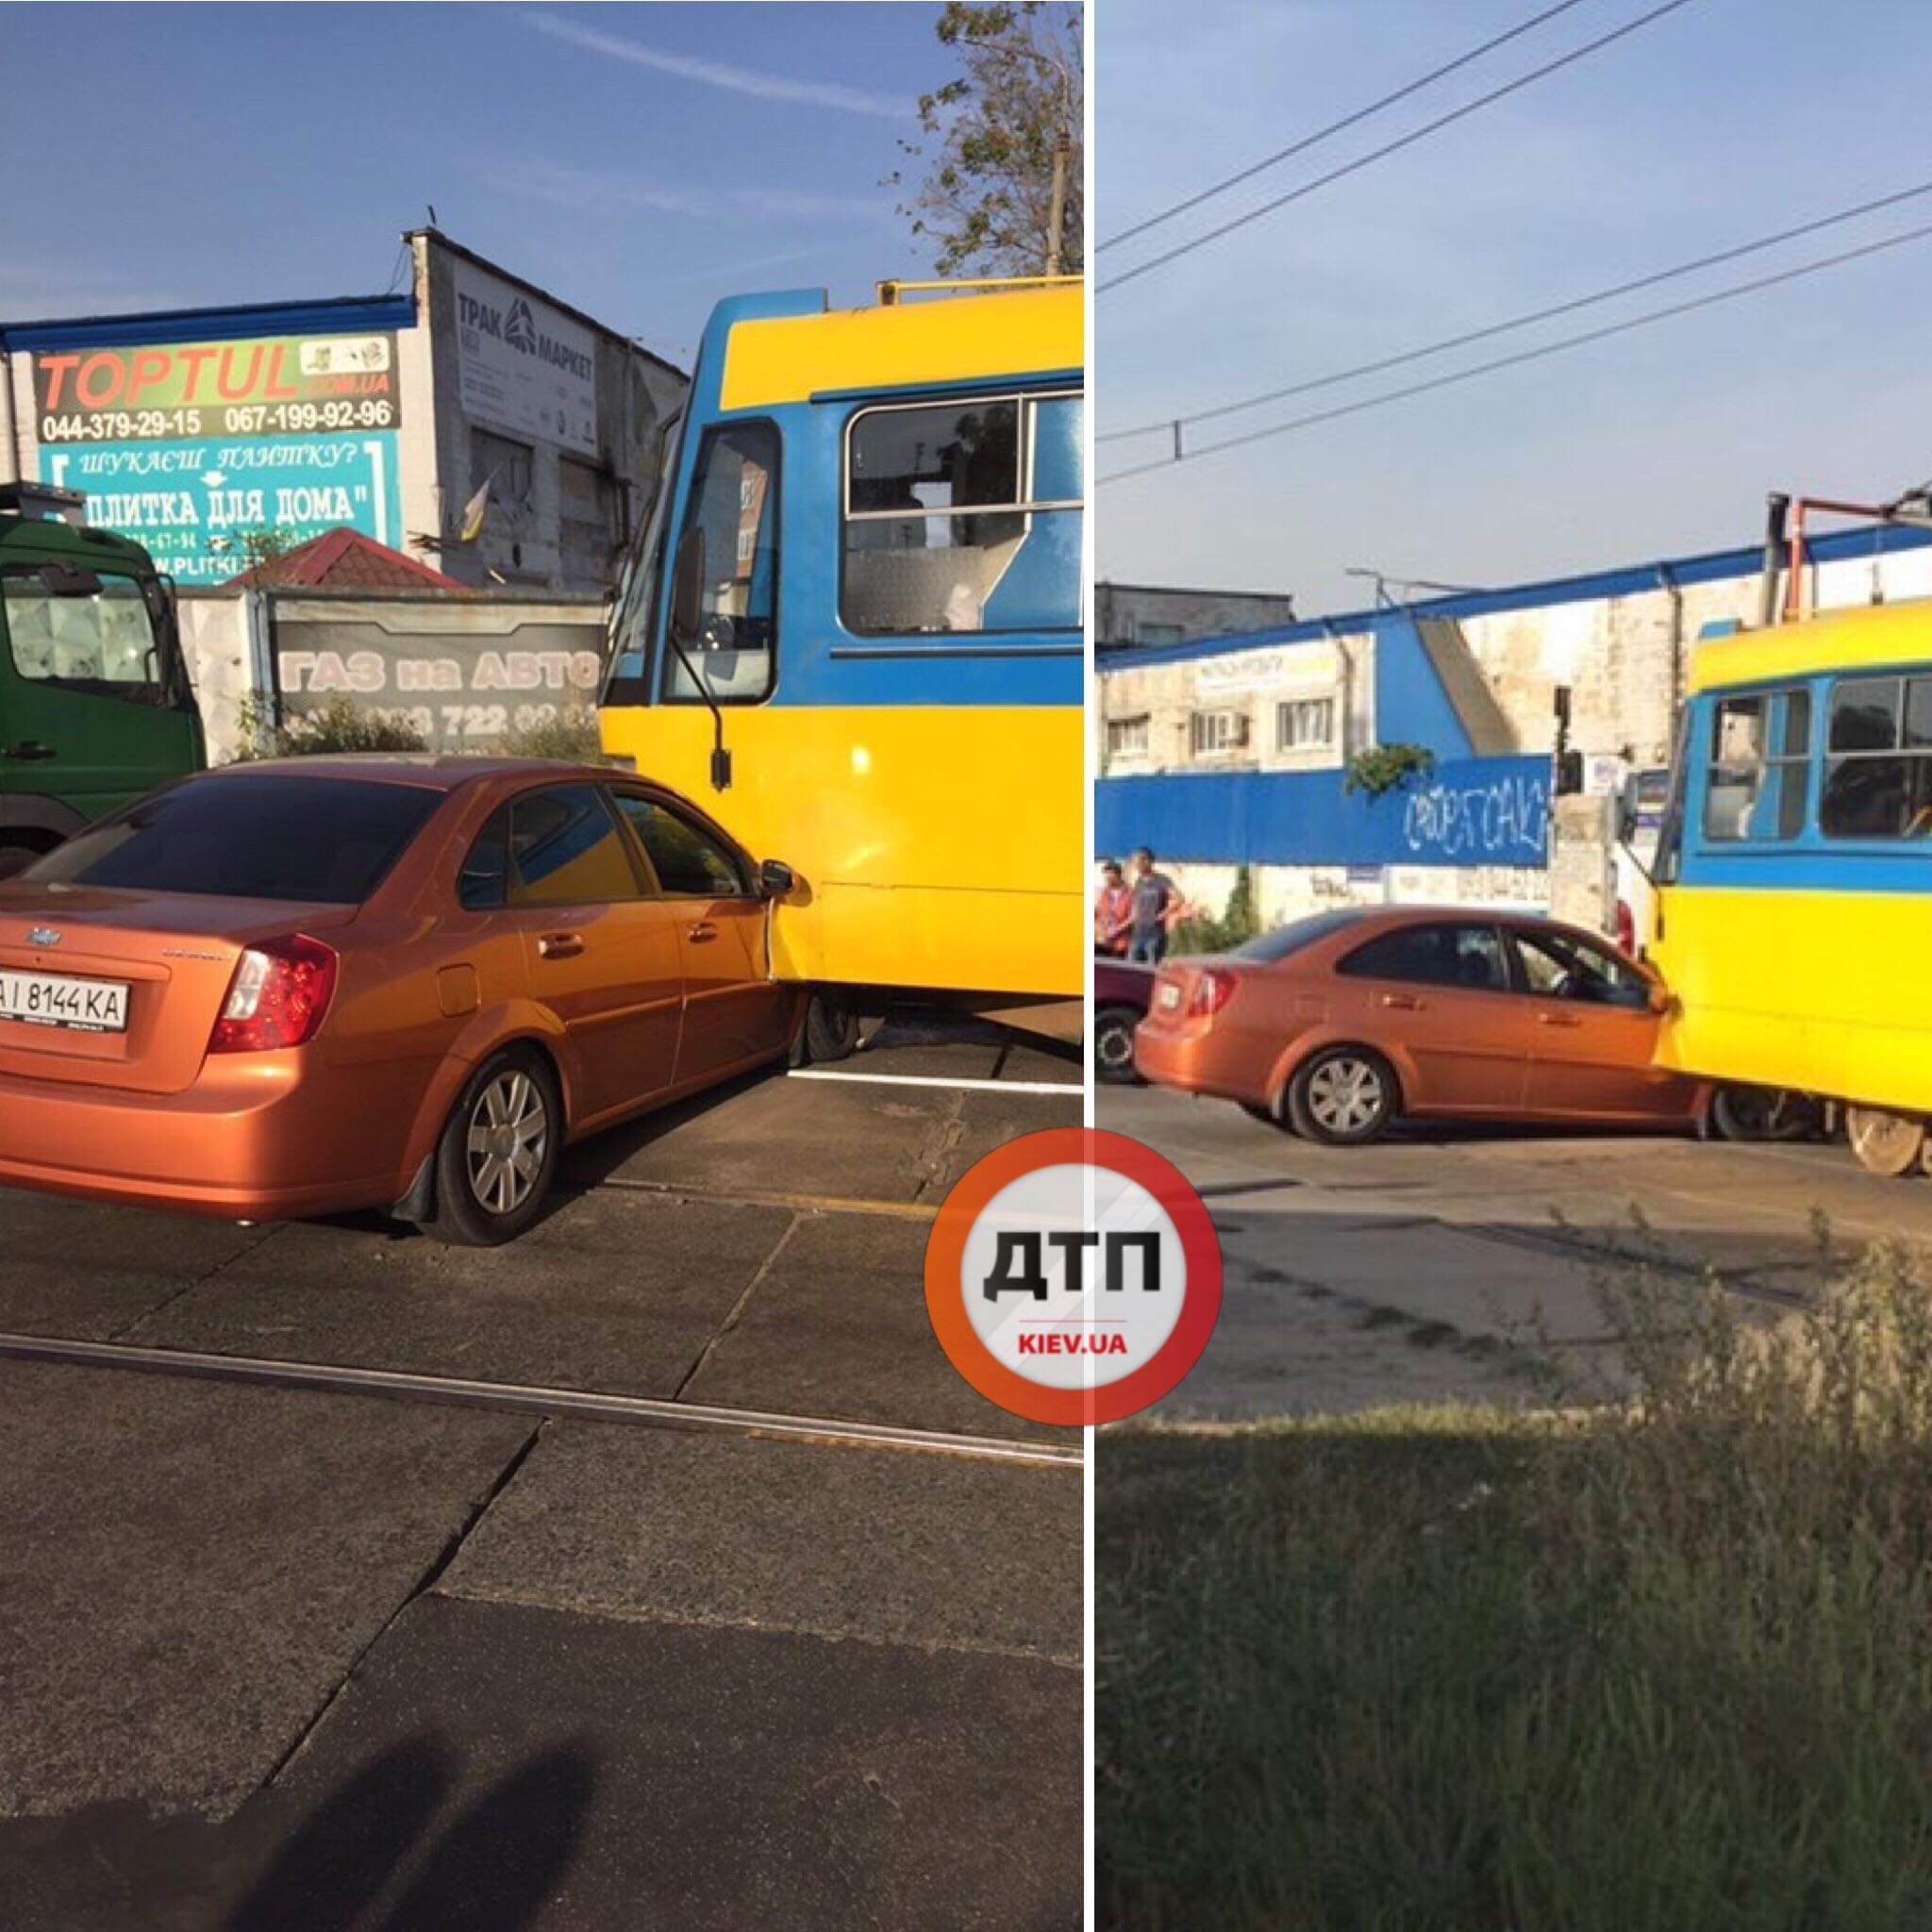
[1094,859,1133,956]
[1126,848,1181,965]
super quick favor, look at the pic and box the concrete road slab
[0,1192,268,1341]
[681,1211,1063,1443]
[945,1089,1085,1185]
[248,1594,1081,1932]
[126,1189,790,1397]
[441,1424,1080,1662]
[581,1068,957,1205]
[1208,1210,1623,1345]
[0,1358,530,1820]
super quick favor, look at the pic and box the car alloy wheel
[1304,1054,1388,1138]
[466,1067,549,1215]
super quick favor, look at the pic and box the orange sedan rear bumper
[1133,1015,1269,1106]
[0,1050,449,1221]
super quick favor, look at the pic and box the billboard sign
[31,333,405,585]
[272,601,606,755]
[450,258,597,458]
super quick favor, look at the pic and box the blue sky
[0,3,954,368]
[1097,0,1932,612]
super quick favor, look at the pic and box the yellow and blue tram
[1650,599,1932,1171]
[599,277,1084,1033]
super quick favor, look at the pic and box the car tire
[1240,1098,1287,1128]
[1708,1084,1821,1144]
[1287,1045,1397,1146]
[425,1045,562,1246]
[802,991,859,1065]
[1093,1005,1142,1084]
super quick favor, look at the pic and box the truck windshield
[1,566,162,701]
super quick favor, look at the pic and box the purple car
[1094,955,1156,1084]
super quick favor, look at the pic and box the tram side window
[663,422,779,705]
[841,392,1082,636]
[1822,675,1932,839]
[1703,691,1809,841]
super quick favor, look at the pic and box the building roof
[0,292,416,353]
[223,527,465,591]
[1098,521,1932,673]
[408,227,689,382]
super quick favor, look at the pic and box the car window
[1336,924,1507,991]
[610,792,747,896]
[507,785,641,906]
[458,802,512,910]
[25,774,440,904]
[1510,928,1650,1008]
[1229,909,1364,963]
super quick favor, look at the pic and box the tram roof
[715,278,1083,411]
[1690,599,1932,693]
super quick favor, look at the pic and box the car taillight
[1615,899,1636,956]
[1189,969,1238,1018]
[209,935,338,1053]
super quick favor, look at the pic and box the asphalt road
[0,1019,1084,1931]
[1101,1080,1932,1418]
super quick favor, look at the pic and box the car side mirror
[758,858,795,899]
[1646,978,1671,1015]
[670,524,706,644]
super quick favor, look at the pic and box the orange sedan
[0,758,803,1243]
[1133,907,1707,1143]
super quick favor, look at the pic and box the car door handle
[1536,1010,1582,1027]
[537,932,584,958]
[687,921,718,943]
[1378,992,1422,1010]
[3,741,54,761]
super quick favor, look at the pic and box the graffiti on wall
[1400,769,1548,864]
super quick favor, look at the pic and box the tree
[891,3,1084,279]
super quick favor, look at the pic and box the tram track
[0,1330,1081,1469]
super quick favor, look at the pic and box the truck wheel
[0,838,47,880]
[1846,1107,1925,1178]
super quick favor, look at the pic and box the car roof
[1341,905,1627,948]
[191,755,620,793]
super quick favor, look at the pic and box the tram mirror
[671,524,707,643]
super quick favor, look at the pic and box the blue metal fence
[1095,754,1550,871]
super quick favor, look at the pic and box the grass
[1098,1241,1932,1931]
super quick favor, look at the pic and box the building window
[1136,621,1185,645]
[841,391,1082,636]
[1107,714,1150,758]
[1190,708,1251,758]
[469,427,534,518]
[1276,696,1336,752]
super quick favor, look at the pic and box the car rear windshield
[25,774,442,903]
[1226,908,1365,963]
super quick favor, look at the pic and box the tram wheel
[1846,1107,1926,1178]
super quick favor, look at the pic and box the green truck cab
[0,483,205,874]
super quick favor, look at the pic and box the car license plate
[1158,982,1181,1010]
[0,967,129,1033]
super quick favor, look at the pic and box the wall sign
[31,333,404,585]
[450,259,597,458]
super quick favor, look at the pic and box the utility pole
[1045,125,1071,275]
